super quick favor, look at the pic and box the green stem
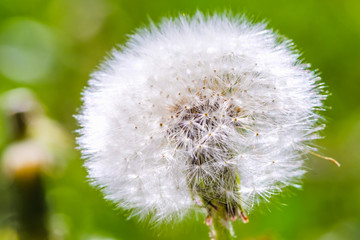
[207,206,234,240]
[212,216,233,240]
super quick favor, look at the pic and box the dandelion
[77,12,332,239]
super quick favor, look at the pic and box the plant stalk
[211,213,234,240]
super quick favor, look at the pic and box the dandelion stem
[210,207,234,240]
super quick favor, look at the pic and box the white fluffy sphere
[77,12,326,222]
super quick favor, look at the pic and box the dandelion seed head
[77,12,326,222]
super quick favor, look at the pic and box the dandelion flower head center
[167,72,243,154]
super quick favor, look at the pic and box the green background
[0,0,359,239]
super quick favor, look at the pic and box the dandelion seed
[77,11,328,237]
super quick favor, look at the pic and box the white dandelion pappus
[77,12,326,223]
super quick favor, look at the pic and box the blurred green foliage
[0,0,359,239]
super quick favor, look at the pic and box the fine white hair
[77,12,326,222]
